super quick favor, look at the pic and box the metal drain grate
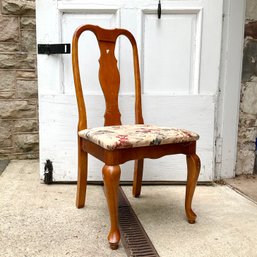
[118,187,160,257]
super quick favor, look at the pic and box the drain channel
[118,187,160,257]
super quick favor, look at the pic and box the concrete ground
[225,175,257,203]
[1,161,257,257]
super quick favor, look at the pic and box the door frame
[216,0,245,179]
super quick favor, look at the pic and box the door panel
[143,12,198,94]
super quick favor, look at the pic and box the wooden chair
[72,24,201,250]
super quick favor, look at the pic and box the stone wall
[0,0,38,160]
[236,0,257,174]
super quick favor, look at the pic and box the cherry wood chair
[72,24,201,250]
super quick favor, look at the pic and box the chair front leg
[185,154,201,224]
[102,164,121,250]
[132,159,144,197]
[76,137,88,208]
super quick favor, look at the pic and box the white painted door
[37,0,223,182]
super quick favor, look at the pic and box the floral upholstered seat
[78,124,199,150]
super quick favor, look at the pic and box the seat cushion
[78,124,199,151]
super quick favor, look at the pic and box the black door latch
[38,43,71,55]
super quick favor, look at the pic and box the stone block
[0,152,39,159]
[241,82,257,114]
[17,80,37,99]
[0,147,13,155]
[0,100,36,119]
[0,16,19,42]
[21,30,36,52]
[14,119,38,132]
[236,149,255,175]
[0,53,16,68]
[27,98,37,105]
[245,21,257,39]
[17,53,36,69]
[242,40,257,82]
[250,76,257,82]
[21,17,35,30]
[238,112,257,127]
[14,133,39,152]
[0,70,16,91]
[0,42,20,52]
[2,0,35,15]
[0,91,15,99]
[21,152,39,159]
[16,70,36,79]
[246,0,257,20]
[238,125,257,138]
[0,53,36,69]
[0,120,12,147]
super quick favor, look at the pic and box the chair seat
[78,124,199,150]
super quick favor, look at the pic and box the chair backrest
[72,24,144,131]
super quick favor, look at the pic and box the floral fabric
[78,124,199,151]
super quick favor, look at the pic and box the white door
[37,0,223,182]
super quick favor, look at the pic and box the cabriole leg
[185,154,201,223]
[102,164,121,250]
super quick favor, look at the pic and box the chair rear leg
[132,159,144,197]
[185,154,201,223]
[76,137,88,208]
[102,164,121,250]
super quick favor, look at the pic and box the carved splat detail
[98,40,122,126]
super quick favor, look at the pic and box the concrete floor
[1,160,257,257]
[225,175,257,203]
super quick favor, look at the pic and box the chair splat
[98,40,121,126]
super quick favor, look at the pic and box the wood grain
[102,165,121,249]
[72,24,201,249]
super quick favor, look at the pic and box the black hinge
[38,44,70,55]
